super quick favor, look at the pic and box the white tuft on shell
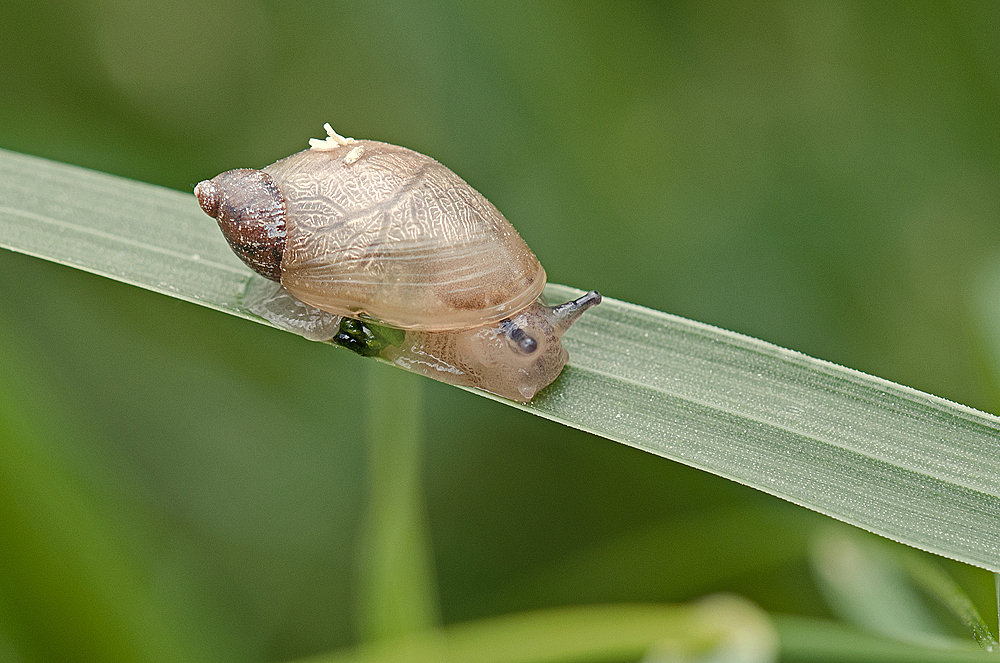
[308,123,358,151]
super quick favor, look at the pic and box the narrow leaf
[531,283,1000,573]
[896,545,999,650]
[290,596,778,663]
[811,528,997,650]
[355,366,440,640]
[2,148,999,573]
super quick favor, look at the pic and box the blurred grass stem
[355,364,440,641]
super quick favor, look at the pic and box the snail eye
[506,325,538,355]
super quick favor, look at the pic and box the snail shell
[195,124,600,401]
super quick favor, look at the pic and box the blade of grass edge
[1,147,999,572]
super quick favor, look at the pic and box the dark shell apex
[195,168,287,281]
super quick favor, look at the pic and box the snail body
[196,125,600,401]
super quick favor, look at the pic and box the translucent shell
[262,142,547,332]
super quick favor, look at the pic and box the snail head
[468,290,602,401]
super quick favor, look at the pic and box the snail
[195,124,600,401]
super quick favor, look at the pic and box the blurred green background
[2,1,1000,661]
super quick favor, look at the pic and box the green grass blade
[0,147,253,318]
[811,528,998,650]
[3,148,1000,573]
[775,615,997,663]
[355,365,440,641]
[531,283,1000,573]
[291,596,778,663]
[897,546,999,650]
